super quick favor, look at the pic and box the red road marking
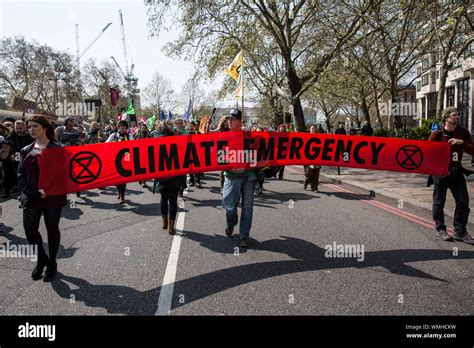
[286,166,454,235]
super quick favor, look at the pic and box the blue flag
[168,110,173,121]
[186,98,192,121]
[160,110,166,120]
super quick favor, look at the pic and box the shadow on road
[52,273,159,315]
[48,235,474,315]
[1,228,78,260]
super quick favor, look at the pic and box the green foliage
[373,119,433,140]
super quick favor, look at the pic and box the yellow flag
[224,50,243,83]
[234,76,243,99]
[199,115,209,134]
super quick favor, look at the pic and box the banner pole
[241,49,245,127]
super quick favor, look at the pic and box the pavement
[319,157,474,232]
[0,168,474,315]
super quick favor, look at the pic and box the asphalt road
[1,166,474,315]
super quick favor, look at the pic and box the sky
[0,0,235,109]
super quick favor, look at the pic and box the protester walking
[304,124,321,192]
[18,116,67,282]
[428,107,474,245]
[222,109,256,248]
[106,120,134,204]
[187,121,203,188]
[152,121,179,235]
[275,124,287,180]
[4,120,34,198]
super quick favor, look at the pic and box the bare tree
[0,36,81,112]
[145,0,379,131]
[143,71,175,115]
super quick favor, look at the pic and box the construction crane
[75,22,112,69]
[111,9,139,99]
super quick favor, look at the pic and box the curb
[317,171,474,231]
[286,165,474,231]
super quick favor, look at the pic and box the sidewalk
[317,157,474,223]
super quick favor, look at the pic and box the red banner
[39,131,450,195]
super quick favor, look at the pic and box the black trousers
[189,173,202,185]
[432,174,470,234]
[304,166,320,191]
[1,158,16,193]
[277,166,285,179]
[23,207,63,262]
[116,184,126,200]
[160,187,179,220]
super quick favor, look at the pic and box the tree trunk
[436,62,449,120]
[391,85,402,131]
[361,95,370,124]
[287,63,306,132]
[371,83,383,130]
[325,115,332,133]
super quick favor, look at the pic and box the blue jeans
[222,175,256,237]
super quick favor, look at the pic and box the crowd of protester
[1,106,473,283]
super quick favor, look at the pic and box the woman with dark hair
[106,120,134,204]
[152,121,179,235]
[18,116,67,282]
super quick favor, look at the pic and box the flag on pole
[126,98,135,115]
[183,111,188,122]
[224,50,243,82]
[234,74,243,99]
[138,116,146,124]
[198,115,209,134]
[146,114,157,131]
[110,87,121,107]
[168,110,173,121]
[160,110,166,120]
[186,98,193,122]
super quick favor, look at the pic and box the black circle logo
[69,151,102,184]
[396,145,423,170]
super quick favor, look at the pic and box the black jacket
[6,132,34,157]
[18,141,62,208]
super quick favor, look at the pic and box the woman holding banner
[106,120,134,204]
[18,115,67,282]
[152,121,179,235]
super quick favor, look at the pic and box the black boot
[43,261,57,282]
[31,252,49,281]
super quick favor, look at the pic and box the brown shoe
[162,215,168,229]
[168,220,176,235]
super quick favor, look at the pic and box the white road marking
[155,203,185,316]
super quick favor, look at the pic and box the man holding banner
[429,107,474,245]
[222,109,255,248]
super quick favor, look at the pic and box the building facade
[415,43,474,131]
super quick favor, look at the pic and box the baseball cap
[227,109,242,120]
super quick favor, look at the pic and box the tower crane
[111,9,139,99]
[75,22,112,69]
